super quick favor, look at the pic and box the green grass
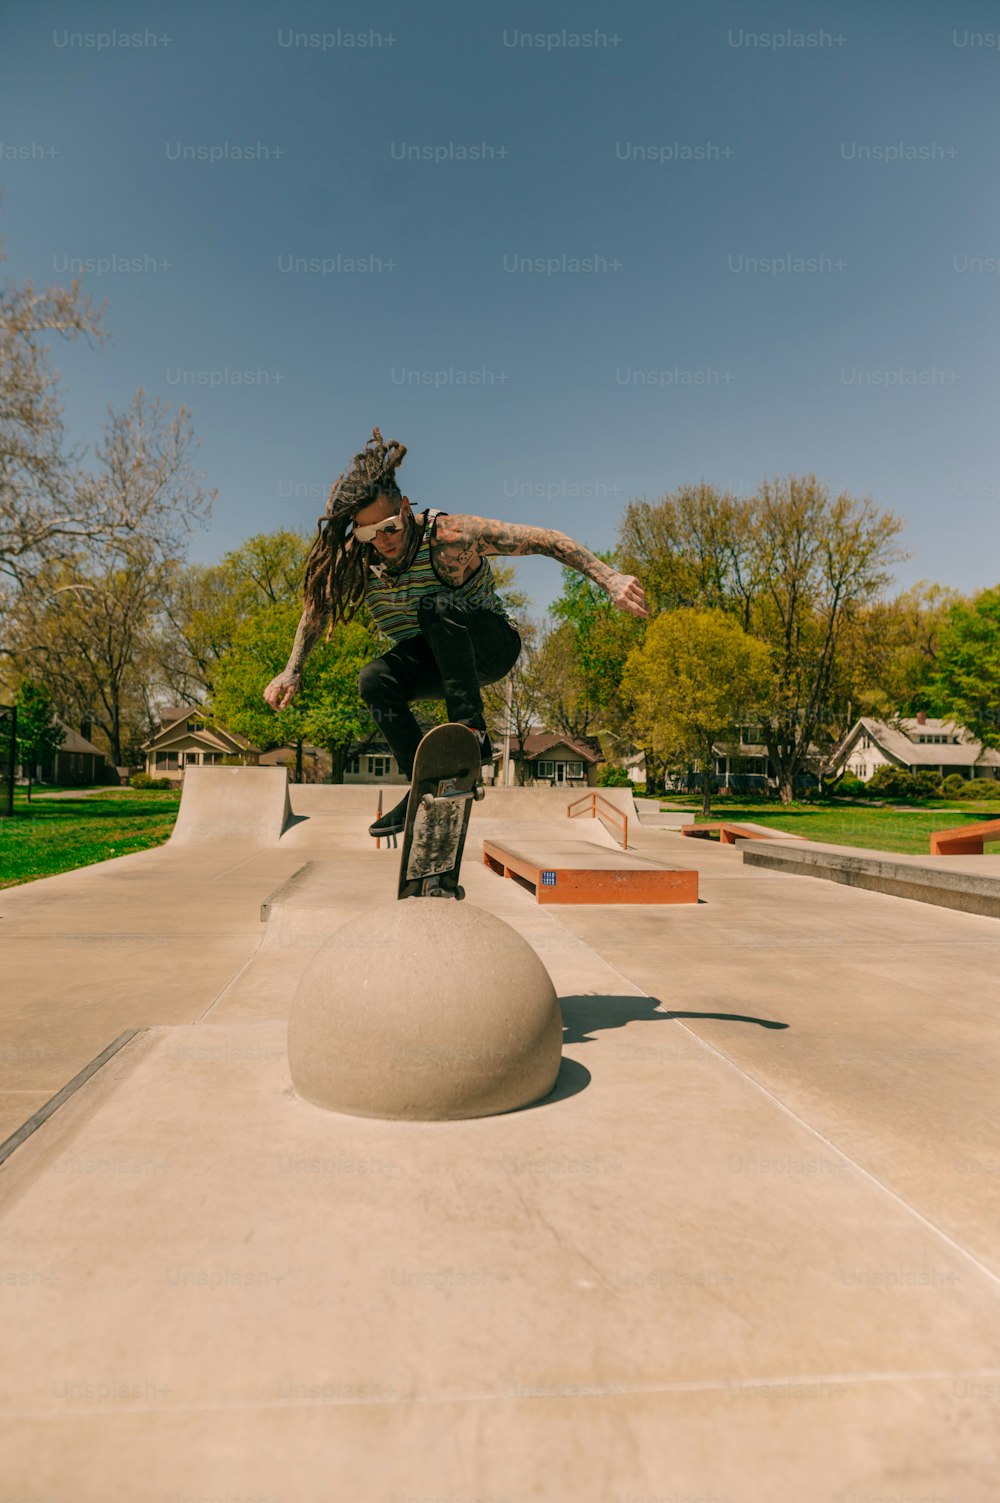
[660,794,1000,855]
[0,787,181,888]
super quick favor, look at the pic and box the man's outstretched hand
[606,572,649,618]
[263,669,301,711]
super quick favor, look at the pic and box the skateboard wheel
[420,792,435,810]
[455,885,465,901]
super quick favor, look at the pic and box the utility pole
[502,672,513,786]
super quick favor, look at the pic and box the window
[158,752,179,771]
[367,754,392,777]
[347,755,360,775]
[537,760,554,778]
[566,761,583,778]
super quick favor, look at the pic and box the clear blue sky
[3,0,998,615]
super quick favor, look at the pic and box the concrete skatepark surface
[2,770,1000,1499]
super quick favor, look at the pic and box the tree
[156,530,310,703]
[0,227,109,593]
[210,603,382,783]
[550,556,646,727]
[4,391,216,767]
[482,621,544,784]
[618,475,907,801]
[531,619,595,742]
[925,586,1000,748]
[622,608,774,817]
[14,677,64,801]
[619,483,758,624]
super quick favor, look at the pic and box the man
[263,428,648,835]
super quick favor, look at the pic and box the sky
[2,0,999,618]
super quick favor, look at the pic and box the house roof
[142,708,261,756]
[513,731,603,764]
[57,723,107,758]
[832,716,1000,770]
[259,744,324,765]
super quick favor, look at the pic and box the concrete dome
[287,900,563,1120]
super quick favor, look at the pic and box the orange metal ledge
[483,839,698,905]
[680,821,798,846]
[930,816,1000,856]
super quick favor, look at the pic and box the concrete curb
[740,839,1000,919]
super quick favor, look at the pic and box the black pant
[358,592,522,778]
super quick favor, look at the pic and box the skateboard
[397,724,485,900]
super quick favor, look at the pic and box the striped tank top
[365,509,517,647]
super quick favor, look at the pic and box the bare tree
[0,229,110,588]
[5,391,216,766]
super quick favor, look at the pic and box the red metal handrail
[567,790,628,849]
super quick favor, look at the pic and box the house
[342,727,503,785]
[506,731,602,788]
[31,722,115,787]
[829,711,1000,783]
[259,743,331,783]
[662,726,822,794]
[142,708,261,783]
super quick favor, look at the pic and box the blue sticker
[541,871,557,886]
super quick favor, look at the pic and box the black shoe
[458,721,494,765]
[368,791,410,837]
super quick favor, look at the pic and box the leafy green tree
[830,580,965,731]
[550,553,645,727]
[618,475,907,801]
[622,608,774,817]
[925,586,1000,748]
[157,530,311,702]
[210,602,382,783]
[14,677,64,800]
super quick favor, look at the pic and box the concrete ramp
[168,766,292,846]
[284,782,637,823]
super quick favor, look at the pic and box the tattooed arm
[262,601,326,710]
[431,514,649,617]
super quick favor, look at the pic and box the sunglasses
[351,514,404,544]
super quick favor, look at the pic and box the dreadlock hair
[302,426,408,637]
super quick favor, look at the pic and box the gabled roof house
[829,712,1000,782]
[142,708,261,782]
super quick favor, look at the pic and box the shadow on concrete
[280,813,311,833]
[559,994,789,1045]
[517,1056,591,1112]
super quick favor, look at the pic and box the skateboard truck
[420,780,486,810]
[413,781,485,898]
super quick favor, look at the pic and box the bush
[959,777,1000,800]
[130,773,152,789]
[941,774,965,796]
[597,764,632,787]
[832,774,864,798]
[866,765,942,801]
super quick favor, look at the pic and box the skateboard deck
[397,724,484,900]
